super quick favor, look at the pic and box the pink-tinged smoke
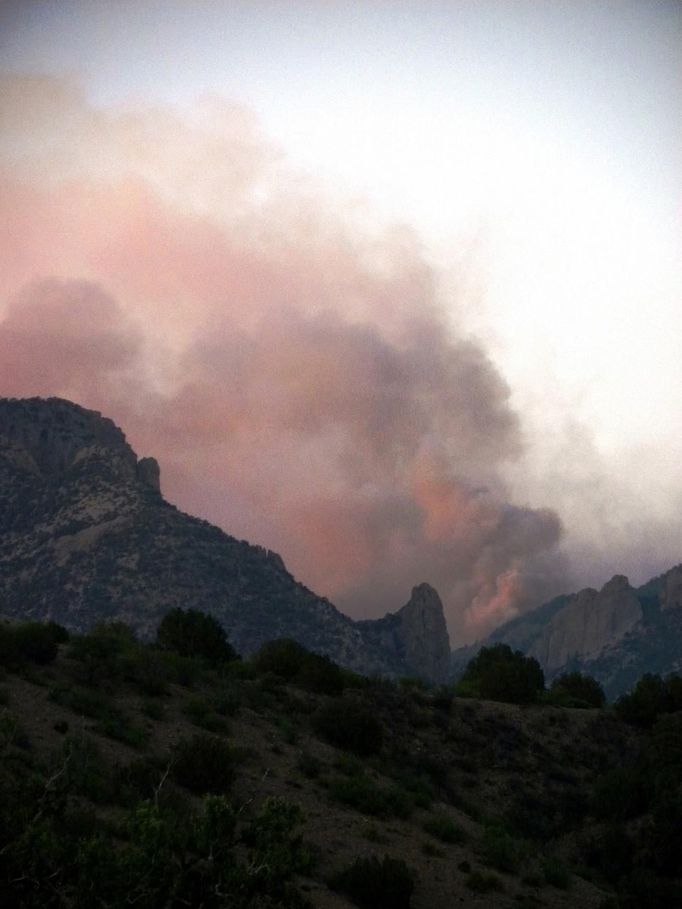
[0,74,565,642]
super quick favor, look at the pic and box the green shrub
[157,608,237,664]
[542,855,571,889]
[481,823,525,874]
[252,639,345,695]
[297,751,323,779]
[329,775,411,819]
[312,696,383,756]
[67,626,131,684]
[458,644,544,704]
[615,673,682,728]
[297,651,344,695]
[423,814,467,844]
[466,870,504,892]
[549,672,605,708]
[330,854,414,909]
[252,639,308,678]
[241,796,315,878]
[172,733,235,794]
[0,621,65,667]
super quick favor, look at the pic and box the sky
[0,0,680,644]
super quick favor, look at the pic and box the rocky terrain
[454,569,682,698]
[0,397,450,682]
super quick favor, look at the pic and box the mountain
[453,570,682,698]
[0,396,450,682]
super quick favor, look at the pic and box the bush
[253,639,345,695]
[329,775,411,819]
[422,814,467,844]
[615,674,667,728]
[330,854,414,909]
[67,624,134,684]
[252,639,308,679]
[0,620,66,667]
[549,672,605,708]
[481,823,525,874]
[172,733,235,794]
[458,644,545,704]
[312,696,383,756]
[156,608,237,665]
[466,870,504,893]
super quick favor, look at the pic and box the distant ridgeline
[452,569,682,698]
[0,397,451,683]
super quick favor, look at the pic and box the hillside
[4,617,681,908]
[0,397,449,682]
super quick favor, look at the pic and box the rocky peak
[0,397,159,491]
[0,395,449,683]
[660,565,682,610]
[531,574,642,671]
[395,583,451,683]
[359,583,451,683]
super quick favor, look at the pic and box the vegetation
[549,671,606,708]
[156,607,238,664]
[1,612,681,908]
[330,855,414,909]
[457,643,545,704]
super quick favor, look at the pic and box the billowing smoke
[0,74,566,642]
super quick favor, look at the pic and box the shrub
[67,625,133,684]
[542,855,571,889]
[252,639,308,679]
[312,696,383,756]
[615,674,670,728]
[297,651,344,695]
[172,733,235,794]
[549,672,605,708]
[458,644,544,704]
[466,870,504,893]
[422,814,467,844]
[330,855,414,909]
[156,608,237,665]
[252,638,345,695]
[481,823,525,874]
[0,621,65,667]
[241,796,315,879]
[334,776,411,819]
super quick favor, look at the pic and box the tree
[156,609,237,664]
[458,644,545,704]
[550,672,605,708]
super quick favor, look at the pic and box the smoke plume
[0,74,566,642]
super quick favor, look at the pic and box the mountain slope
[0,397,450,681]
[453,569,682,698]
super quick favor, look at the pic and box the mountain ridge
[0,396,450,682]
[452,567,682,697]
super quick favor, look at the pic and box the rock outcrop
[358,583,451,683]
[0,396,449,682]
[530,575,642,671]
[660,565,682,610]
[454,565,682,698]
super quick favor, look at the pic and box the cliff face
[0,397,449,682]
[359,583,451,684]
[453,566,682,698]
[530,575,642,671]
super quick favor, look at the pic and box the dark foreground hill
[453,570,682,698]
[0,397,450,682]
[3,618,681,908]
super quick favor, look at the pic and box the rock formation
[0,396,450,682]
[530,575,642,671]
[454,565,682,698]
